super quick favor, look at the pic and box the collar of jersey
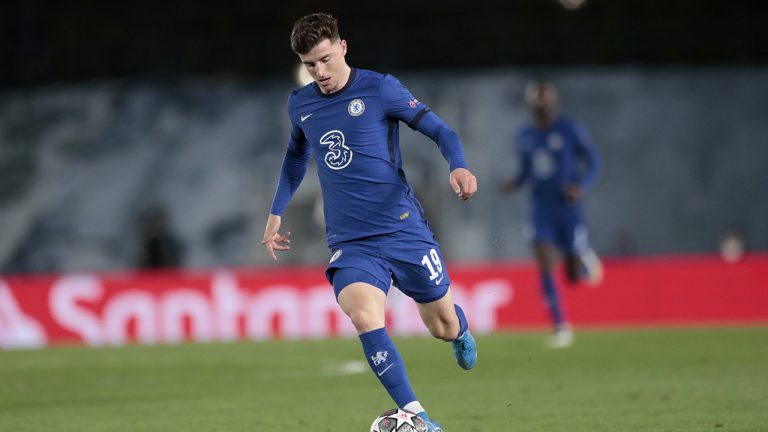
[313,68,357,98]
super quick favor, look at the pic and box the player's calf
[565,255,581,284]
[423,316,460,342]
[565,250,604,287]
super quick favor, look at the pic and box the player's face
[527,84,558,121]
[298,38,349,94]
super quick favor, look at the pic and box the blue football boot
[416,412,443,432]
[451,330,477,370]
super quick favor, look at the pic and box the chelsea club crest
[548,133,564,151]
[348,98,365,116]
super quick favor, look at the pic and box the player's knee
[347,308,384,333]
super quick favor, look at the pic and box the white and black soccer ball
[370,408,428,432]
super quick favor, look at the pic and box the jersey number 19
[420,248,443,281]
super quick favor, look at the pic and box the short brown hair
[290,13,340,55]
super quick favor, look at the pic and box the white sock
[403,401,425,415]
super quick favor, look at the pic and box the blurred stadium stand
[1,1,767,86]
[1,69,767,273]
[1,0,767,273]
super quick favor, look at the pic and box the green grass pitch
[1,327,767,431]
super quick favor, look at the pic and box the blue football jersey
[513,116,601,213]
[270,68,466,247]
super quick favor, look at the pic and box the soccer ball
[370,408,428,432]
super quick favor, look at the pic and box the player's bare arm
[450,167,477,200]
[261,214,291,261]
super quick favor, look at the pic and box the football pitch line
[241,358,368,380]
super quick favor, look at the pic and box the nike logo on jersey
[435,274,445,285]
[300,113,314,122]
[377,364,394,376]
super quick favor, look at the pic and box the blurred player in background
[499,81,603,348]
[262,13,478,431]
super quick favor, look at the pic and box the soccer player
[499,81,603,348]
[262,13,478,432]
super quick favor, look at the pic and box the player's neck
[534,114,557,129]
[326,64,353,95]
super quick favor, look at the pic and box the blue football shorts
[325,224,451,304]
[528,208,591,256]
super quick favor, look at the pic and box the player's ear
[340,39,347,56]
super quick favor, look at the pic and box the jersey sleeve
[379,74,431,127]
[269,99,311,216]
[572,122,601,188]
[380,75,468,171]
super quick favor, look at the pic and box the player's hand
[498,179,517,194]
[449,168,477,201]
[563,184,583,203]
[261,214,291,261]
